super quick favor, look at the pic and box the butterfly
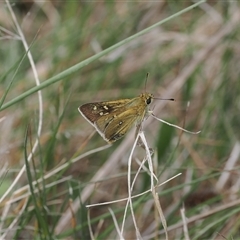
[78,93,158,143]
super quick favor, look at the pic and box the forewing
[79,99,134,142]
[79,99,131,124]
[79,96,148,142]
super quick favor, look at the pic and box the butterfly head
[141,93,154,106]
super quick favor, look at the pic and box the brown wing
[79,99,131,124]
[79,95,148,142]
[96,107,145,142]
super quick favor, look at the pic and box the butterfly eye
[146,97,151,105]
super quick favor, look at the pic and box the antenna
[153,97,175,101]
[144,72,149,92]
[144,72,174,101]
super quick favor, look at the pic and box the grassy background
[0,1,240,239]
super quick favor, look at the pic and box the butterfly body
[79,93,153,143]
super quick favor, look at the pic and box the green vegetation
[1,1,240,239]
